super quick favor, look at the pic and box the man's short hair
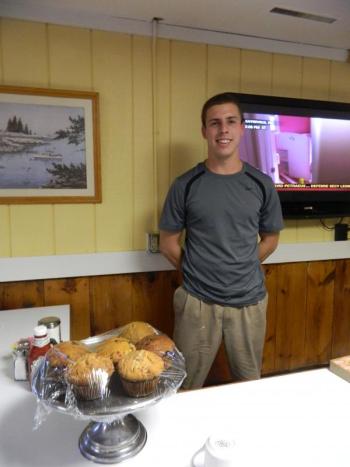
[201,92,244,127]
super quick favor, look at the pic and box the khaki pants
[173,286,267,389]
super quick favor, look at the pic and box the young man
[159,92,284,389]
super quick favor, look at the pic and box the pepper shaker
[38,316,61,344]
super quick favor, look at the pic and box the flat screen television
[237,93,350,219]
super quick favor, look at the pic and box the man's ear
[201,125,207,139]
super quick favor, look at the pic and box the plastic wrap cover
[31,325,186,429]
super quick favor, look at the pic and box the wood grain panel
[44,277,90,340]
[90,274,133,335]
[0,281,44,309]
[132,270,181,336]
[304,261,335,364]
[332,259,350,358]
[262,263,278,374]
[275,262,307,371]
[0,258,348,386]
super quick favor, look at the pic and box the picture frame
[0,85,101,203]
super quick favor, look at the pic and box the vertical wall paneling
[332,259,350,358]
[170,41,206,179]
[132,36,154,249]
[44,277,91,340]
[11,206,55,256]
[240,50,273,95]
[207,45,240,97]
[301,57,331,100]
[279,219,298,243]
[304,261,335,364]
[48,25,96,254]
[275,262,307,371]
[93,31,133,252]
[0,206,11,256]
[1,19,48,87]
[271,54,302,98]
[0,18,3,82]
[0,21,9,257]
[156,39,171,219]
[1,18,350,259]
[1,19,55,256]
[296,219,327,243]
[329,61,350,102]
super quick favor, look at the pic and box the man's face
[201,103,244,161]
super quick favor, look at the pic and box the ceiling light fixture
[270,7,336,24]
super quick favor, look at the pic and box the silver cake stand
[32,348,186,464]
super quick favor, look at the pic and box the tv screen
[237,93,350,219]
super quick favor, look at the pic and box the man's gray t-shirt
[159,162,284,307]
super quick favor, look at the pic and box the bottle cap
[34,325,48,337]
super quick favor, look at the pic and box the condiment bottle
[28,325,51,380]
[38,316,61,344]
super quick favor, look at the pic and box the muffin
[95,337,136,368]
[118,349,165,397]
[136,333,175,367]
[66,352,114,400]
[47,340,90,368]
[119,321,157,345]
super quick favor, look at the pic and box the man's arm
[258,231,280,263]
[159,230,183,270]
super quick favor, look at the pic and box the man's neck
[205,156,243,175]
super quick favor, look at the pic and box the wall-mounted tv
[237,93,350,219]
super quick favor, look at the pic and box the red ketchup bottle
[28,324,51,382]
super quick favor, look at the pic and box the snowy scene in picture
[0,102,87,189]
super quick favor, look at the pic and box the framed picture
[0,85,101,203]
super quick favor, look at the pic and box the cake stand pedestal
[79,414,147,464]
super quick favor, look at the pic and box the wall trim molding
[0,242,349,283]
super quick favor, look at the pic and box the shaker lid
[38,316,61,328]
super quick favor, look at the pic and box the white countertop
[1,308,349,466]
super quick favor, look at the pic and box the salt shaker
[13,339,30,381]
[38,316,61,344]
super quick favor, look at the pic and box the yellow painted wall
[0,17,350,257]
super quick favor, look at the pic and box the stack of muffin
[46,321,176,400]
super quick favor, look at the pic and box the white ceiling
[2,0,350,61]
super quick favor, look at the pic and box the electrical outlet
[146,232,160,253]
